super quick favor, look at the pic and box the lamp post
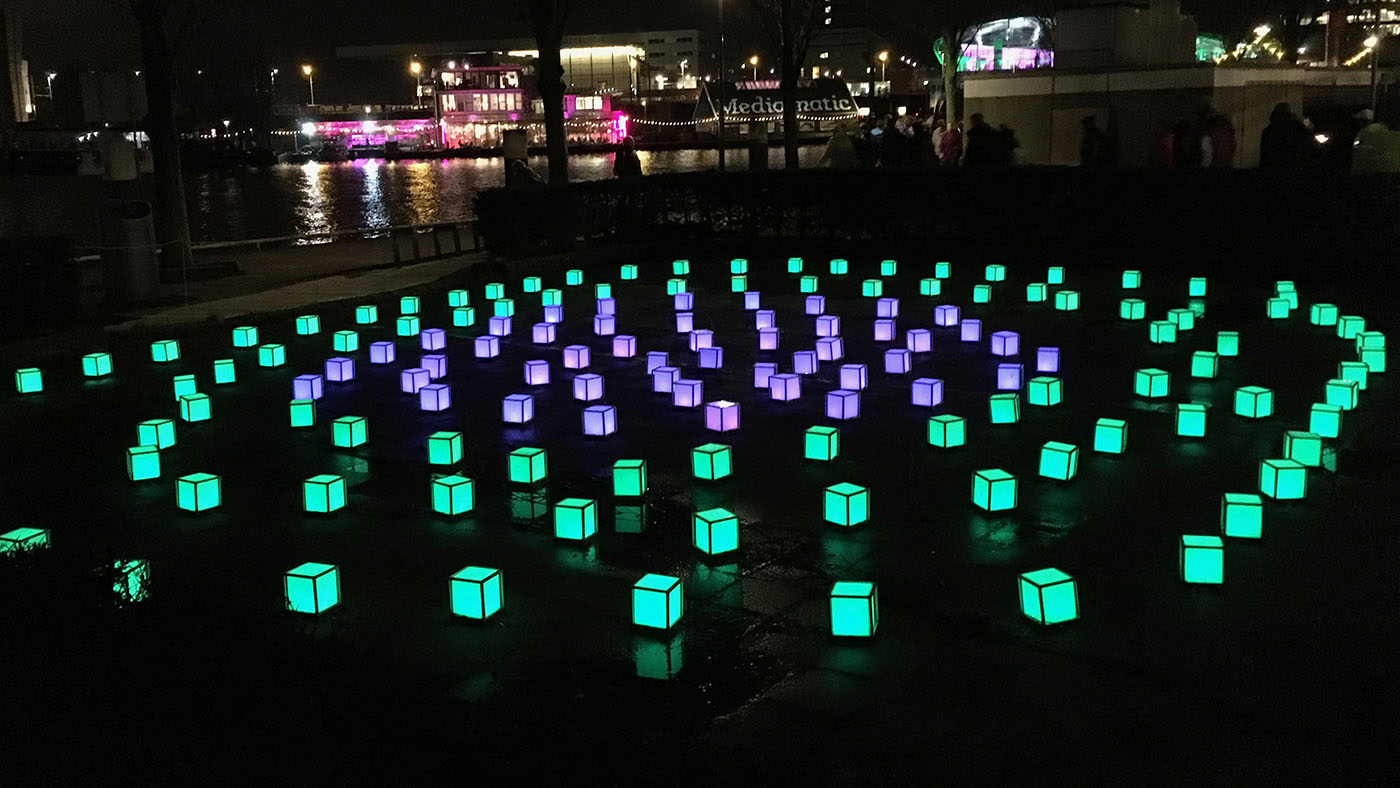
[410,60,423,108]
[879,50,888,86]
[45,71,56,99]
[269,68,279,96]
[1367,34,1381,113]
[717,0,727,172]
[302,64,316,106]
[750,55,758,81]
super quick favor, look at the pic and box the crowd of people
[820,112,1021,168]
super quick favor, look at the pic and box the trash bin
[102,199,159,303]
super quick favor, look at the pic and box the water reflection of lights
[294,160,334,244]
[360,157,390,230]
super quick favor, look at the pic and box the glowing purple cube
[573,373,604,401]
[744,292,761,310]
[960,319,981,342]
[420,383,451,411]
[805,295,826,315]
[758,327,781,350]
[612,335,636,357]
[503,393,534,423]
[816,337,844,361]
[673,379,703,408]
[753,362,777,388]
[532,322,556,344]
[689,330,714,351]
[794,350,818,375]
[874,319,896,341]
[991,331,1019,356]
[369,341,395,365]
[563,345,590,369]
[325,357,355,382]
[816,315,841,337]
[646,352,668,374]
[699,346,724,369]
[583,404,617,436]
[401,367,430,394]
[421,328,446,351]
[934,304,960,326]
[474,335,500,358]
[524,359,550,386]
[596,297,616,315]
[420,354,447,379]
[1037,346,1060,372]
[543,305,564,324]
[293,374,324,401]
[674,292,694,310]
[488,316,511,336]
[912,377,943,407]
[652,366,680,393]
[755,310,776,329]
[997,363,1024,391]
[593,314,616,336]
[885,349,911,374]
[705,400,740,431]
[826,389,860,420]
[839,364,868,390]
[906,329,931,352]
[770,373,801,401]
[676,312,694,332]
[876,298,899,318]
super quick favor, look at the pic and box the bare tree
[509,0,584,184]
[748,0,825,170]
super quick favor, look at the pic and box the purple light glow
[759,328,779,350]
[582,405,617,436]
[503,393,534,423]
[839,364,868,390]
[826,389,860,420]
[646,352,668,374]
[673,379,703,408]
[597,297,616,315]
[593,314,616,336]
[699,346,724,369]
[912,377,943,407]
[676,312,694,333]
[563,345,590,369]
[934,305,960,327]
[805,295,825,316]
[877,298,899,318]
[326,357,355,382]
[755,310,776,329]
[369,341,395,365]
[1037,346,1060,372]
[885,349,911,374]
[401,367,430,394]
[544,305,564,324]
[816,315,841,338]
[794,350,818,375]
[906,329,931,352]
[421,329,446,351]
[488,316,511,337]
[991,331,1020,356]
[874,319,896,342]
[293,374,323,401]
[474,335,501,358]
[705,400,740,431]
[753,362,777,388]
[997,363,1024,391]
[674,292,694,311]
[652,366,679,393]
[421,354,447,379]
[524,360,550,386]
[612,335,637,358]
[769,373,801,401]
[573,373,604,402]
[816,337,844,361]
[420,383,451,411]
[744,292,761,310]
[532,322,556,344]
[689,330,714,351]
[961,319,982,343]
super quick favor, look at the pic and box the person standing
[1259,102,1311,168]
[939,117,963,166]
[1079,116,1109,166]
[613,136,642,179]
[963,114,994,166]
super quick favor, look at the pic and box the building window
[677,50,693,56]
[677,36,693,42]
[649,51,666,58]
[648,38,665,44]
[576,96,602,110]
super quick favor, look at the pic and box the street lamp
[45,71,56,98]
[879,50,888,83]
[301,64,316,106]
[1366,35,1382,112]
[410,60,423,108]
[749,55,759,80]
[269,68,279,95]
[222,119,230,136]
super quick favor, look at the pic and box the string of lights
[628,110,861,127]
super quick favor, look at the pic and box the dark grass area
[2,243,1398,784]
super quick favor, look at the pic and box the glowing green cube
[1360,346,1387,374]
[805,425,840,460]
[213,359,236,384]
[1188,277,1207,297]
[303,474,347,513]
[508,447,548,484]
[126,445,161,481]
[565,269,584,286]
[1121,270,1141,289]
[730,275,747,293]
[694,508,739,554]
[1047,266,1064,285]
[861,279,883,297]
[830,258,848,275]
[232,325,259,347]
[431,474,475,515]
[176,472,221,512]
[82,352,113,377]
[620,264,638,280]
[729,258,748,275]
[1149,320,1177,344]
[1190,351,1218,379]
[612,459,648,496]
[1356,330,1385,351]
[289,399,316,428]
[928,414,966,448]
[973,284,991,303]
[667,278,687,295]
[448,289,470,307]
[355,304,378,324]
[1027,376,1062,406]
[554,498,597,540]
[449,566,502,619]
[1019,568,1077,624]
[829,581,878,637]
[633,573,683,629]
[14,367,42,393]
[478,282,503,300]
[428,431,463,465]
[880,259,897,276]
[113,559,150,603]
[1259,458,1307,500]
[1309,303,1338,326]
[493,298,515,317]
[1038,442,1079,480]
[1180,535,1224,584]
[179,392,211,422]
[542,288,563,306]
[1134,368,1169,398]
[824,483,869,526]
[691,443,732,481]
[672,259,691,275]
[1282,430,1322,468]
[799,275,818,293]
[453,307,476,327]
[1026,282,1047,302]
[1324,378,1359,410]
[972,468,1017,511]
[1266,297,1290,319]
[0,527,49,553]
[1338,361,1369,391]
[522,276,542,293]
[296,314,321,335]
[785,257,803,273]
[1216,331,1239,356]
[332,331,358,353]
[1221,493,1263,539]
[258,343,286,367]
[285,562,339,614]
[1118,298,1145,320]
[1309,403,1342,438]
[399,296,420,315]
[396,315,421,337]
[935,261,952,278]
[1176,403,1207,437]
[1167,308,1194,331]
[1054,290,1080,311]
[151,339,180,363]
[138,418,175,449]
[1094,418,1127,453]
[173,374,198,400]
[1233,386,1273,418]
[989,393,1020,424]
[331,416,367,448]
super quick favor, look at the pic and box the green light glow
[1120,298,1145,320]
[289,399,316,428]
[428,431,464,465]
[1180,535,1224,584]
[1338,361,1369,391]
[126,445,161,481]
[448,289,470,307]
[1233,386,1274,418]
[824,482,870,526]
[554,498,598,540]
[693,507,739,554]
[523,277,542,293]
[1134,368,1169,398]
[805,425,840,460]
[787,257,803,273]
[213,359,236,384]
[1267,297,1291,319]
[1054,290,1080,311]
[450,566,502,619]
[1150,320,1177,344]
[927,414,966,448]
[1309,403,1343,438]
[1337,315,1364,339]
[1216,331,1239,356]
[935,261,952,279]
[138,418,176,449]
[800,276,818,293]
[1019,568,1077,624]
[431,474,475,515]
[612,459,648,496]
[985,264,1006,282]
[595,282,612,299]
[0,527,49,552]
[114,559,150,603]
[731,275,747,293]
[1309,303,1338,326]
[667,278,688,295]
[566,269,584,286]
[1325,378,1359,410]
[258,343,287,367]
[691,443,733,480]
[1360,346,1387,373]
[972,468,1017,511]
[1176,403,1207,437]
[332,331,358,353]
[730,258,748,275]
[830,258,849,275]
[620,264,638,280]
[861,279,883,297]
[880,259,897,276]
[508,447,548,484]
[355,304,378,324]
[633,574,683,629]
[1188,277,1207,297]
[82,352,113,377]
[179,393,211,422]
[1221,493,1263,539]
[542,288,563,306]
[1167,308,1194,331]
[331,416,367,448]
[1038,442,1079,480]
[973,284,991,303]
[1026,283,1047,302]
[453,307,476,327]
[177,472,221,512]
[1283,430,1322,467]
[1027,376,1063,406]
[673,259,691,275]
[1259,458,1307,500]
[150,340,180,363]
[829,581,878,637]
[1047,266,1064,285]
[232,326,258,347]
[285,562,339,614]
[173,374,197,400]
[1094,418,1127,453]
[1121,270,1141,289]
[296,314,321,335]
[989,393,1020,424]
[303,474,347,513]
[1190,351,1218,379]
[494,298,515,317]
[396,315,421,337]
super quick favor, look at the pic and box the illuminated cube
[554,498,597,540]
[912,377,943,407]
[815,337,844,361]
[517,359,547,387]
[400,295,420,314]
[830,258,849,275]
[179,393,211,422]
[787,257,803,273]
[173,374,198,400]
[1309,303,1338,326]
[652,366,679,392]
[1026,282,1047,302]
[730,275,747,292]
[595,283,611,299]
[1176,403,1207,437]
[151,339,180,363]
[474,335,501,358]
[823,482,869,526]
[689,329,714,351]
[673,379,703,408]
[770,373,801,401]
[1259,458,1307,500]
[694,508,739,554]
[861,279,883,297]
[675,312,694,332]
[668,278,688,295]
[973,284,991,303]
[1324,377,1359,410]
[826,389,860,420]
[873,319,895,342]
[1149,320,1177,344]
[633,574,683,629]
[792,350,817,375]
[213,359,236,384]
[82,352,113,377]
[876,297,898,318]
[1134,368,1169,398]
[885,348,911,374]
[1221,493,1263,539]
[1267,297,1290,319]
[755,309,776,329]
[303,474,347,513]
[961,319,982,342]
[613,459,647,496]
[612,335,636,357]
[428,431,463,465]
[620,264,638,280]
[1188,276,1207,297]
[1356,330,1385,351]
[692,443,732,480]
[593,314,616,336]
[839,364,868,390]
[285,562,339,614]
[449,567,502,619]
[355,304,378,324]
[421,328,446,351]
[293,374,323,401]
[488,316,511,336]
[289,399,316,428]
[935,261,952,278]
[673,259,690,275]
[259,343,287,366]
[332,331,358,353]
[1309,403,1342,438]
[705,400,740,431]
[126,445,161,481]
[138,418,176,449]
[1121,270,1141,289]
[297,314,321,335]
[0,527,49,553]
[401,367,430,394]
[452,307,476,327]
[1189,351,1218,379]
[1120,298,1146,320]
[503,393,534,423]
[1217,330,1239,356]
[396,315,421,337]
[331,416,367,448]
[816,314,840,337]
[972,468,1017,511]
[420,383,451,411]
[508,447,547,484]
[1178,534,1225,584]
[1046,265,1066,284]
[1019,568,1078,624]
[529,322,556,345]
[448,289,470,307]
[990,331,1019,357]
[1233,386,1274,418]
[646,351,668,373]
[1035,347,1059,373]
[996,363,1023,391]
[730,258,748,274]
[805,425,839,460]
[1279,429,1323,469]
[906,329,931,352]
[1339,360,1369,391]
[325,357,354,382]
[176,472,221,512]
[573,372,604,401]
[231,326,259,348]
[827,581,880,639]
[928,414,966,448]
[698,346,724,369]
[753,362,777,388]
[1039,441,1079,480]
[984,263,1006,282]
[583,404,617,436]
[420,354,446,379]
[1027,376,1063,406]
[431,474,475,515]
[922,278,943,296]
[113,559,150,603]
[989,393,1020,424]
[1360,346,1387,374]
[542,305,563,324]
[485,282,505,299]
[1054,290,1080,311]
[759,327,780,350]
[880,259,898,276]
[934,304,959,326]
[1093,418,1127,454]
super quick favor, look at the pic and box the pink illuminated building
[434,63,625,148]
